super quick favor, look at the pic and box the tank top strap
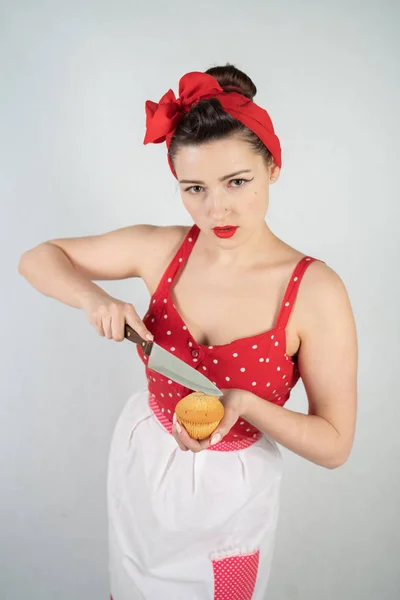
[275,256,323,330]
[151,223,200,303]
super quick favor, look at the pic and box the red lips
[212,226,238,239]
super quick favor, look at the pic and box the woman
[18,64,358,600]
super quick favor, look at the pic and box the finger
[198,437,212,450]
[102,315,113,339]
[172,415,189,451]
[172,425,189,451]
[94,318,105,337]
[125,305,154,341]
[110,305,125,342]
[210,411,239,445]
[175,420,204,453]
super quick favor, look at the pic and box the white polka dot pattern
[212,549,260,600]
[135,225,320,445]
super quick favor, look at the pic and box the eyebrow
[178,169,253,185]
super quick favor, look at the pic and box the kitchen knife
[124,324,223,397]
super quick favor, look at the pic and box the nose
[207,191,230,221]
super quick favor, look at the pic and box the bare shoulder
[295,259,356,337]
[139,224,191,292]
[300,260,351,304]
[139,224,190,259]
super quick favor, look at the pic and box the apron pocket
[211,548,260,600]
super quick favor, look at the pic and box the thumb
[210,410,238,445]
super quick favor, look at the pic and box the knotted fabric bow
[143,71,282,178]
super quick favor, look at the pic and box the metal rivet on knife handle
[124,324,153,356]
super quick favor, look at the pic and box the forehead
[174,136,261,182]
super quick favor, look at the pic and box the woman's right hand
[80,292,154,342]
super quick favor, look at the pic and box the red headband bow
[143,72,282,178]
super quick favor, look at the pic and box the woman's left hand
[172,388,247,453]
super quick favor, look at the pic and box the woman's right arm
[17,224,186,341]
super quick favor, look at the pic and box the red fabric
[143,71,282,177]
[212,550,260,600]
[137,224,321,445]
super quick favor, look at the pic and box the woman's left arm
[224,264,358,469]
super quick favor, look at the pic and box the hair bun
[205,63,257,100]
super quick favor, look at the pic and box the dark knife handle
[124,324,153,356]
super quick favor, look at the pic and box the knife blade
[124,324,223,396]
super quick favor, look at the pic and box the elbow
[324,457,347,470]
[18,243,49,275]
[18,248,36,276]
[18,250,30,275]
[324,446,352,470]
[322,429,354,470]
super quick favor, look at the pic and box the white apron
[107,388,283,600]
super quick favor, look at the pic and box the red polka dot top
[138,224,322,445]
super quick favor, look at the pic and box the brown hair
[168,63,274,174]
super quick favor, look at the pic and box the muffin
[175,391,225,440]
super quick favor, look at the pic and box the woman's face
[174,135,280,244]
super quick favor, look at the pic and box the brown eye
[230,178,247,187]
[185,185,204,194]
[229,177,254,187]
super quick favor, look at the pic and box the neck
[198,222,279,268]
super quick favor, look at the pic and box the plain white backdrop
[2,1,399,598]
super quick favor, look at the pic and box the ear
[269,162,280,184]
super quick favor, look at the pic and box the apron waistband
[148,392,261,452]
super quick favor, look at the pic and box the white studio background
[1,1,399,599]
